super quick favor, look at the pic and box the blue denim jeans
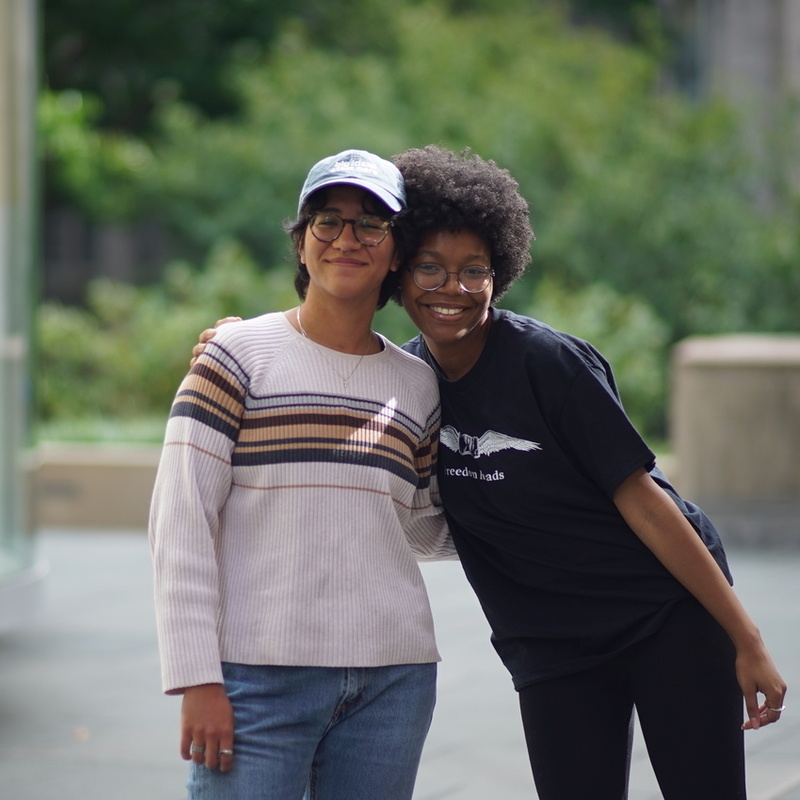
[187,662,437,800]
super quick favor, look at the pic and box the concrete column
[671,334,800,546]
[0,0,45,632]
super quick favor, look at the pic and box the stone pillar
[671,335,800,546]
[0,0,45,632]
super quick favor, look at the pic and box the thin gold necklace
[296,306,374,389]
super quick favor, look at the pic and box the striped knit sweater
[149,311,455,694]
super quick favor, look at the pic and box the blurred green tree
[43,0,657,132]
[45,0,291,131]
[96,2,794,339]
[37,0,800,438]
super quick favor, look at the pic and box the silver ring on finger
[217,749,234,756]
[768,705,786,713]
[190,743,206,754]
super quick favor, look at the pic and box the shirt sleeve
[402,390,457,562]
[548,341,655,498]
[148,340,247,694]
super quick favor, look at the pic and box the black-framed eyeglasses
[409,263,495,294]
[308,212,393,247]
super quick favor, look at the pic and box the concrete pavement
[0,529,798,799]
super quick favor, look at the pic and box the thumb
[744,690,761,730]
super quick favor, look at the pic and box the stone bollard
[671,334,800,547]
[35,444,161,529]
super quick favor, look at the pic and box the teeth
[430,306,462,316]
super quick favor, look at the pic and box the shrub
[519,277,670,436]
[37,240,297,427]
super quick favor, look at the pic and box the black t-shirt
[404,308,731,689]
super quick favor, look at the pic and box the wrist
[731,624,764,654]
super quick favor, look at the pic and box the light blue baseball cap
[297,149,406,215]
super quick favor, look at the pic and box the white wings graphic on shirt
[440,425,541,459]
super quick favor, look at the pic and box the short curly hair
[391,145,534,302]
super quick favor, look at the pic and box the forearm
[613,469,762,650]
[613,469,789,728]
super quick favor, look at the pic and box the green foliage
[59,0,795,344]
[43,0,290,131]
[43,0,428,133]
[38,90,152,215]
[521,277,669,435]
[38,0,800,438]
[36,235,421,433]
[44,0,650,132]
[37,240,297,424]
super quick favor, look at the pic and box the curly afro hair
[391,145,534,302]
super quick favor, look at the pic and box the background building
[663,0,800,100]
[662,0,800,186]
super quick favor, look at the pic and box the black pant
[518,598,745,800]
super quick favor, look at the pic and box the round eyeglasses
[308,212,393,247]
[409,263,495,294]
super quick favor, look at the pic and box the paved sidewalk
[0,529,798,800]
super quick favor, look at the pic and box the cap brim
[299,177,404,215]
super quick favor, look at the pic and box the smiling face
[298,185,399,305]
[400,229,493,354]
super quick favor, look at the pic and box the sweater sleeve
[148,341,247,694]
[404,409,458,562]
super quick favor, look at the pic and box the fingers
[743,689,762,730]
[741,698,787,730]
[188,739,210,766]
[185,740,235,772]
[735,647,787,731]
[199,318,241,344]
[189,340,206,368]
[763,704,785,726]
[189,329,216,368]
[215,316,242,328]
[180,729,193,761]
[189,318,242,368]
[217,745,235,773]
[761,695,787,727]
[180,684,235,771]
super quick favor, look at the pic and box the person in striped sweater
[149,149,454,800]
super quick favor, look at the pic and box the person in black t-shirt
[192,145,786,800]
[392,145,785,800]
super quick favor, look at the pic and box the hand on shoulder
[189,317,242,367]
